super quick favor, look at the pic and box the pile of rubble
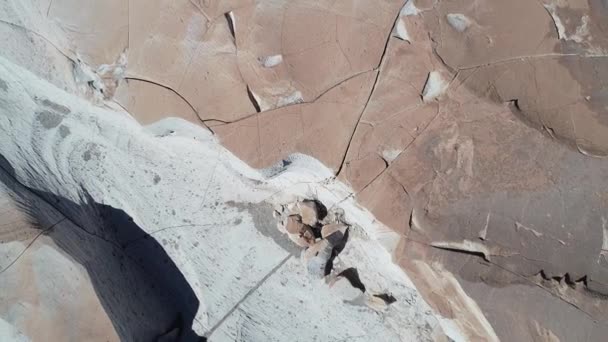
[275,200,347,274]
[275,199,396,309]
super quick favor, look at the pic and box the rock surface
[2,0,608,341]
[0,55,448,341]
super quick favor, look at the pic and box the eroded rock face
[0,55,446,341]
[3,0,608,340]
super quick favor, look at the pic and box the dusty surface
[1,0,608,341]
[0,54,448,341]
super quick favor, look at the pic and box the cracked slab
[214,70,377,171]
[0,55,450,341]
[4,0,608,340]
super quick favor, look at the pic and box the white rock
[259,54,283,68]
[394,18,411,42]
[422,71,448,102]
[446,13,471,32]
[400,0,420,16]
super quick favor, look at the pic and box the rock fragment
[321,223,348,246]
[304,239,333,277]
[297,200,319,226]
[422,71,448,103]
[283,215,316,247]
[284,215,303,234]
[394,19,411,42]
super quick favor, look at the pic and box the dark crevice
[431,45,456,74]
[335,2,405,176]
[373,293,397,305]
[508,99,521,111]
[310,199,328,223]
[379,155,390,168]
[338,267,366,292]
[537,271,608,299]
[407,236,607,317]
[201,69,375,125]
[224,12,236,40]
[324,227,350,276]
[246,85,261,112]
[430,245,489,262]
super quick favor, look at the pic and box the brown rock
[214,71,377,170]
[321,223,348,246]
[127,0,256,122]
[284,214,303,235]
[8,0,608,340]
[231,0,403,109]
[297,200,318,226]
[321,223,348,239]
[300,225,316,246]
[113,78,203,127]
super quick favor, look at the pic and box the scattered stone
[275,199,392,306]
[298,200,319,226]
[285,215,304,234]
[300,225,316,245]
[321,223,348,245]
[421,71,448,103]
[288,233,312,248]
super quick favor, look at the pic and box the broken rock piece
[422,71,448,103]
[321,223,349,246]
[297,200,319,226]
[373,293,397,305]
[284,215,304,234]
[282,215,316,247]
[299,224,316,246]
[394,18,411,42]
[305,239,333,277]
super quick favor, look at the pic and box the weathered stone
[284,215,303,235]
[298,200,319,227]
[321,223,348,246]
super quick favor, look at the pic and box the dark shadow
[324,228,350,276]
[337,267,366,293]
[0,155,204,342]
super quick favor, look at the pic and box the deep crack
[123,77,211,132]
[335,1,410,176]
